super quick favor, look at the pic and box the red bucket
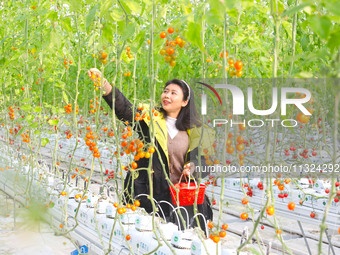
[169,176,206,206]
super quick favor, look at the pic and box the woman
[88,68,213,228]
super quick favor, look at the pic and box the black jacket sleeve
[102,87,134,124]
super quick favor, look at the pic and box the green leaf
[100,0,114,17]
[324,1,340,16]
[54,81,65,89]
[121,23,135,41]
[276,0,285,13]
[117,20,126,35]
[26,114,34,122]
[49,29,61,50]
[328,29,340,50]
[48,119,59,125]
[29,122,39,128]
[34,130,41,135]
[14,127,24,139]
[0,57,5,66]
[231,35,246,45]
[241,0,255,9]
[205,8,223,26]
[61,17,72,32]
[185,22,203,51]
[309,15,332,40]
[282,21,292,40]
[47,11,58,22]
[140,1,146,17]
[34,106,42,112]
[224,0,237,10]
[86,5,98,33]
[120,1,132,15]
[303,6,313,15]
[41,138,49,147]
[21,105,32,111]
[48,202,55,208]
[67,0,82,12]
[110,8,125,21]
[102,24,114,43]
[22,98,30,103]
[62,91,68,104]
[125,0,141,15]
[63,119,71,126]
[135,31,146,50]
[208,0,224,18]
[283,1,311,16]
[295,72,313,78]
[0,35,9,47]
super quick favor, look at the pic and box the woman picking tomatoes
[87,68,214,230]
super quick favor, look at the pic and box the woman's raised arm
[88,68,134,123]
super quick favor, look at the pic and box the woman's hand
[87,68,112,96]
[183,162,195,176]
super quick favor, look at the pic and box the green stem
[289,0,298,76]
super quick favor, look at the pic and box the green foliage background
[0,0,339,112]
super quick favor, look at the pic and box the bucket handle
[178,172,198,188]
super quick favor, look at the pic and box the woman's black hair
[159,79,201,130]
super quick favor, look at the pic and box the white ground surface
[0,190,76,255]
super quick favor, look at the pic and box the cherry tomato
[288,202,295,211]
[240,213,248,220]
[234,61,243,70]
[167,27,174,34]
[160,32,167,38]
[266,206,275,215]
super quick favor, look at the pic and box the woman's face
[161,84,188,118]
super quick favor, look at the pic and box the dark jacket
[103,87,213,222]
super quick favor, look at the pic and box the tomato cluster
[8,106,15,120]
[63,58,72,69]
[85,126,101,158]
[123,71,131,77]
[115,200,140,215]
[275,178,290,199]
[64,104,78,114]
[206,51,244,78]
[119,128,155,168]
[134,106,156,122]
[104,169,114,181]
[225,133,247,166]
[36,78,44,85]
[204,175,217,186]
[99,51,108,64]
[125,46,133,59]
[227,58,243,77]
[296,112,310,124]
[65,130,72,139]
[90,73,102,91]
[207,221,228,243]
[257,181,264,190]
[243,183,253,197]
[159,27,186,67]
[74,194,88,200]
[21,131,30,143]
[89,97,100,113]
[202,148,214,166]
